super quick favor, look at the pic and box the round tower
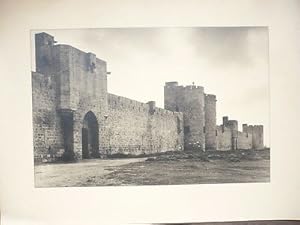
[164,82,205,150]
[205,94,217,150]
[164,82,179,111]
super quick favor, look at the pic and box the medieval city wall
[32,72,64,162]
[216,125,256,150]
[32,32,266,163]
[107,93,184,155]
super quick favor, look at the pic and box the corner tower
[164,82,205,150]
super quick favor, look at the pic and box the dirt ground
[34,150,270,187]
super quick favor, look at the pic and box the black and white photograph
[31,27,270,187]
[2,1,300,225]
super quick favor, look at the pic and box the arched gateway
[82,111,100,159]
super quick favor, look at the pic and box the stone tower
[204,94,217,150]
[223,116,238,150]
[243,124,264,149]
[34,32,108,160]
[164,82,205,150]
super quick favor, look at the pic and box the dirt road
[34,158,146,187]
[34,150,270,187]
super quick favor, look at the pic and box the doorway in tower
[82,111,100,159]
[60,110,75,161]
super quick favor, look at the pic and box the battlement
[243,124,264,132]
[165,81,178,87]
[205,94,217,101]
[152,106,183,116]
[35,32,107,75]
[108,93,181,117]
[222,116,238,132]
[164,82,204,91]
[177,85,204,90]
[147,101,156,114]
[35,32,56,46]
[35,32,108,111]
[108,93,150,112]
[241,124,264,149]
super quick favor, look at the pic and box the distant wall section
[216,126,232,151]
[237,131,253,149]
[243,124,264,149]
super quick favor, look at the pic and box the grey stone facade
[32,32,264,163]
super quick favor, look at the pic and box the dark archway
[60,110,75,162]
[82,111,100,159]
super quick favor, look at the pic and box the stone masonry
[32,32,264,163]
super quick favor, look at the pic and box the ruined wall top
[35,32,108,111]
[242,124,264,133]
[35,32,107,75]
[205,94,217,102]
[222,116,238,131]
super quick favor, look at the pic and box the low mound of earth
[145,149,270,162]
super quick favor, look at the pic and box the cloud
[190,27,269,69]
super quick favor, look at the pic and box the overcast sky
[31,27,269,146]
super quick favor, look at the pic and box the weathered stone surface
[216,125,232,151]
[32,32,184,162]
[205,94,217,150]
[243,124,264,149]
[32,72,63,162]
[32,32,265,163]
[164,82,205,150]
[105,94,184,155]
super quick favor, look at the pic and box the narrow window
[184,126,190,134]
[177,117,181,134]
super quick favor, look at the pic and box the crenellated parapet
[216,116,264,150]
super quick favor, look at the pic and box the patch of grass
[101,158,270,185]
